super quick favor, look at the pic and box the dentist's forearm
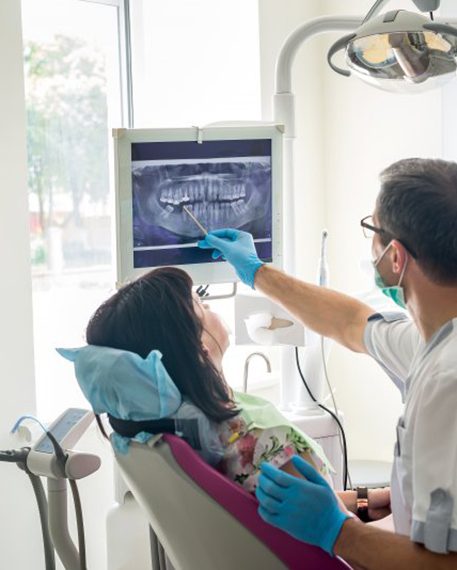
[334,518,457,569]
[254,265,373,353]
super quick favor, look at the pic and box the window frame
[79,0,133,128]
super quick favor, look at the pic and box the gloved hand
[255,456,350,556]
[197,228,264,288]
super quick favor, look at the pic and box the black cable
[28,473,56,570]
[0,448,30,463]
[69,479,87,570]
[44,430,67,468]
[42,428,86,570]
[294,347,349,491]
[430,11,434,20]
[0,448,56,570]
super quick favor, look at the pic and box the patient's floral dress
[216,414,328,493]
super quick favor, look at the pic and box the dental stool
[113,433,352,570]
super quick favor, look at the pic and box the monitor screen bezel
[113,124,283,286]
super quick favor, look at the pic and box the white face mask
[373,241,409,309]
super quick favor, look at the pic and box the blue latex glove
[255,456,350,556]
[197,228,264,288]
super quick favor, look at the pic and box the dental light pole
[274,16,363,414]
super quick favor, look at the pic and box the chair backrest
[114,434,351,570]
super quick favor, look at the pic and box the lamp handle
[327,33,357,77]
[423,22,457,39]
[412,0,440,12]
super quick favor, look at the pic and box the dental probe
[318,229,329,287]
[182,205,208,236]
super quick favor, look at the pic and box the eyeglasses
[360,215,418,258]
[360,215,388,239]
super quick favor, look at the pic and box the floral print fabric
[216,415,326,493]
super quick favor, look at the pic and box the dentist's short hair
[377,157,457,285]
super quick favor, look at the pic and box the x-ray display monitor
[114,126,283,285]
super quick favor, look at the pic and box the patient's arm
[280,450,320,477]
[336,487,391,519]
[281,457,392,523]
[281,453,356,519]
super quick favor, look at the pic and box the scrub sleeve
[364,312,457,554]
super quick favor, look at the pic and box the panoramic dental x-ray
[131,138,273,268]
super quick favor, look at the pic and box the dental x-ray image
[131,139,273,268]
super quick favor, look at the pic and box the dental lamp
[328,0,457,93]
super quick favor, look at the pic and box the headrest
[57,345,182,453]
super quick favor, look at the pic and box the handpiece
[318,229,329,287]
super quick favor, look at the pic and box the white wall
[259,0,449,463]
[441,0,457,159]
[0,1,41,567]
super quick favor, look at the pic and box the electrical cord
[0,448,56,570]
[294,347,349,491]
[320,338,353,490]
[28,472,56,570]
[6,417,88,570]
[320,338,340,420]
[69,479,87,570]
[44,429,87,570]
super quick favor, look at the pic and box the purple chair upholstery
[163,434,352,570]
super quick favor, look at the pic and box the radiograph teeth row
[133,161,271,239]
[163,200,249,227]
[159,182,246,205]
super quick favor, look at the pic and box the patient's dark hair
[87,267,238,423]
[377,158,457,285]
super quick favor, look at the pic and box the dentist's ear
[390,240,409,274]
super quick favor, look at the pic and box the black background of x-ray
[131,139,273,267]
[131,139,271,161]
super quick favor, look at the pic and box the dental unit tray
[0,408,100,570]
[28,408,98,478]
[113,124,283,287]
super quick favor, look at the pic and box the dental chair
[113,433,352,570]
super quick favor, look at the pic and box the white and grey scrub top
[364,312,457,554]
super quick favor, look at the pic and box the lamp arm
[411,0,440,12]
[363,0,391,23]
[275,16,362,94]
[364,0,440,23]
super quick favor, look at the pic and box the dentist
[198,158,457,569]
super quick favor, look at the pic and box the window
[22,0,124,418]
[130,0,261,128]
[24,0,266,419]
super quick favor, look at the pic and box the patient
[67,266,330,493]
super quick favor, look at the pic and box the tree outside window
[25,34,111,272]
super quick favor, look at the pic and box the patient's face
[193,294,229,363]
